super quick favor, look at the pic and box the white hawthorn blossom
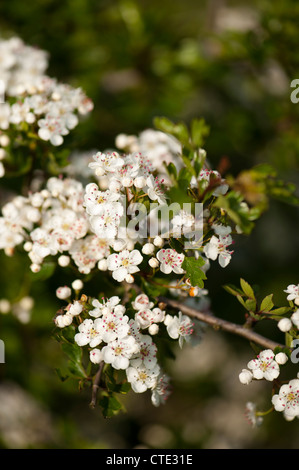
[101,336,139,370]
[164,312,194,348]
[272,379,299,419]
[74,318,102,348]
[156,248,185,275]
[247,349,280,381]
[107,249,143,282]
[284,284,299,302]
[126,364,161,393]
[203,234,233,268]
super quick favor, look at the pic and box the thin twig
[90,361,105,408]
[159,296,287,351]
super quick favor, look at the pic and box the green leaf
[153,116,189,146]
[240,279,255,299]
[62,341,82,364]
[191,118,210,148]
[106,380,131,394]
[260,294,274,312]
[99,394,123,418]
[245,298,257,312]
[67,361,87,379]
[55,368,69,382]
[223,284,244,297]
[269,306,292,316]
[182,256,206,288]
[236,294,247,309]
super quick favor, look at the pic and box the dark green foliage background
[0,0,298,449]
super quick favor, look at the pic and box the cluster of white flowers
[115,128,182,177]
[238,348,299,422]
[239,349,288,385]
[55,292,198,405]
[0,36,93,178]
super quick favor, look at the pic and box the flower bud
[90,348,103,364]
[56,286,71,300]
[148,257,159,268]
[98,259,108,271]
[239,369,253,385]
[72,279,83,291]
[142,243,155,255]
[153,236,164,247]
[134,176,146,188]
[125,274,134,284]
[30,263,41,273]
[275,352,288,365]
[277,318,292,332]
[58,255,70,267]
[148,324,159,335]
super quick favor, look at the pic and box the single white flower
[164,312,194,348]
[126,364,160,393]
[101,336,139,370]
[156,248,185,275]
[94,312,130,343]
[130,334,158,370]
[247,349,280,381]
[132,294,154,311]
[284,284,299,301]
[107,249,143,282]
[151,373,172,407]
[88,151,124,176]
[272,379,299,418]
[203,235,233,268]
[74,318,102,347]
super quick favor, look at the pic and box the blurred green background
[0,0,299,449]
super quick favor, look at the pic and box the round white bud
[148,324,159,335]
[275,352,288,365]
[56,286,71,300]
[142,243,155,255]
[153,236,164,247]
[90,348,103,364]
[58,255,70,267]
[30,263,41,273]
[23,241,33,252]
[277,318,292,332]
[134,176,146,188]
[239,369,253,385]
[98,259,108,271]
[68,301,83,316]
[125,274,134,284]
[148,257,159,268]
[72,279,83,291]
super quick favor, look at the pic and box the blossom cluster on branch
[0,36,298,421]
